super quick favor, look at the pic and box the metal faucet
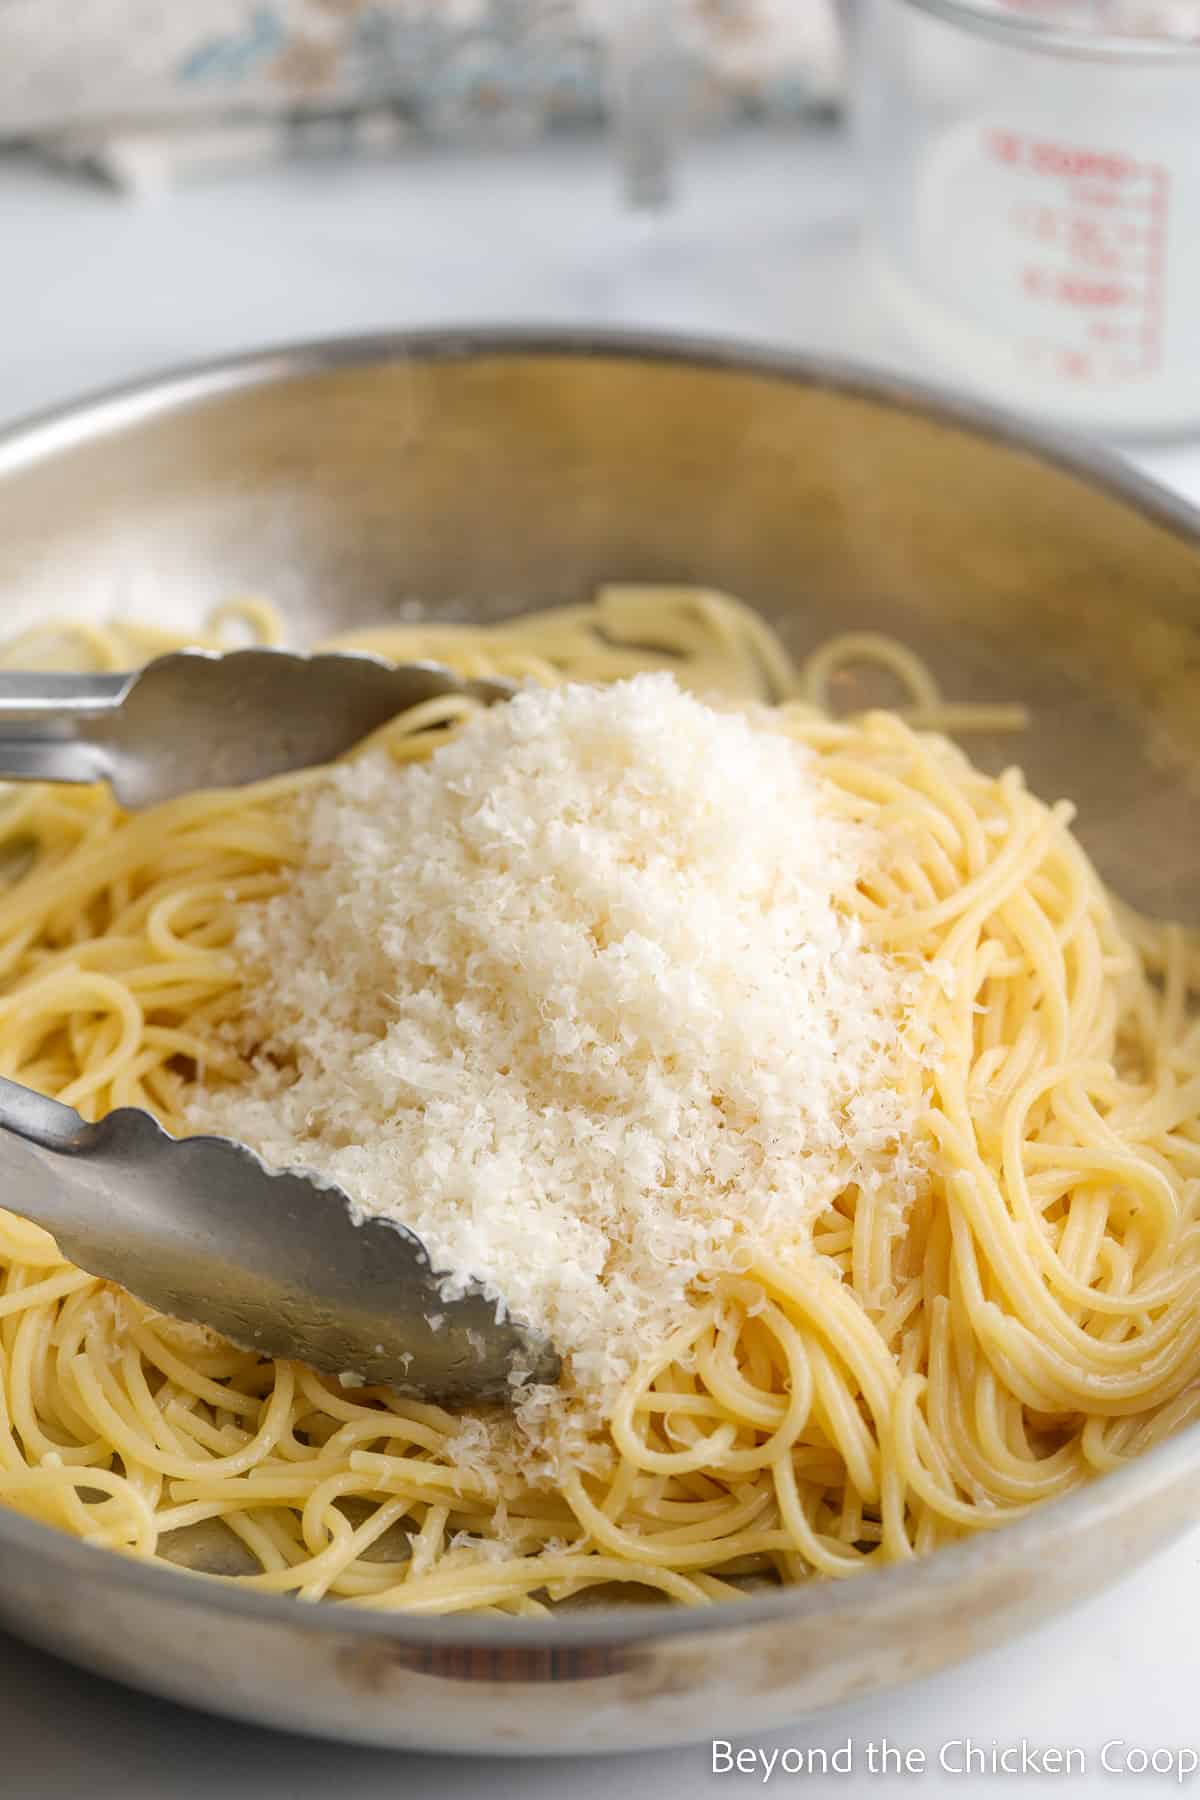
[609,0,683,209]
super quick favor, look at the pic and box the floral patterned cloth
[0,1,843,140]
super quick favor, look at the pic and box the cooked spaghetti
[0,588,1196,1616]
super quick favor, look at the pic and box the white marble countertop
[1,125,1198,1798]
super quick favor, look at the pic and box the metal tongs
[0,651,558,1399]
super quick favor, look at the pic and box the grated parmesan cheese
[188,675,920,1428]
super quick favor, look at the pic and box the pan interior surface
[0,334,1198,1751]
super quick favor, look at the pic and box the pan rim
[0,323,1198,1654]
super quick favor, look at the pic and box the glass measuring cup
[854,0,1200,436]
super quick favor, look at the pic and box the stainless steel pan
[0,331,1197,1754]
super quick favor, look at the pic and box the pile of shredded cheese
[189,675,920,1424]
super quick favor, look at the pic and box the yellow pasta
[0,588,1193,1613]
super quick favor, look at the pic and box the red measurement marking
[1073,186,1122,210]
[1013,204,1062,244]
[988,129,1022,165]
[1068,220,1121,270]
[986,131,1136,184]
[988,125,1171,384]
[1022,268,1132,308]
[1061,275,1128,306]
[1020,342,1099,381]
[1014,209,1126,268]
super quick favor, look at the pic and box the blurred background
[0,0,1196,472]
